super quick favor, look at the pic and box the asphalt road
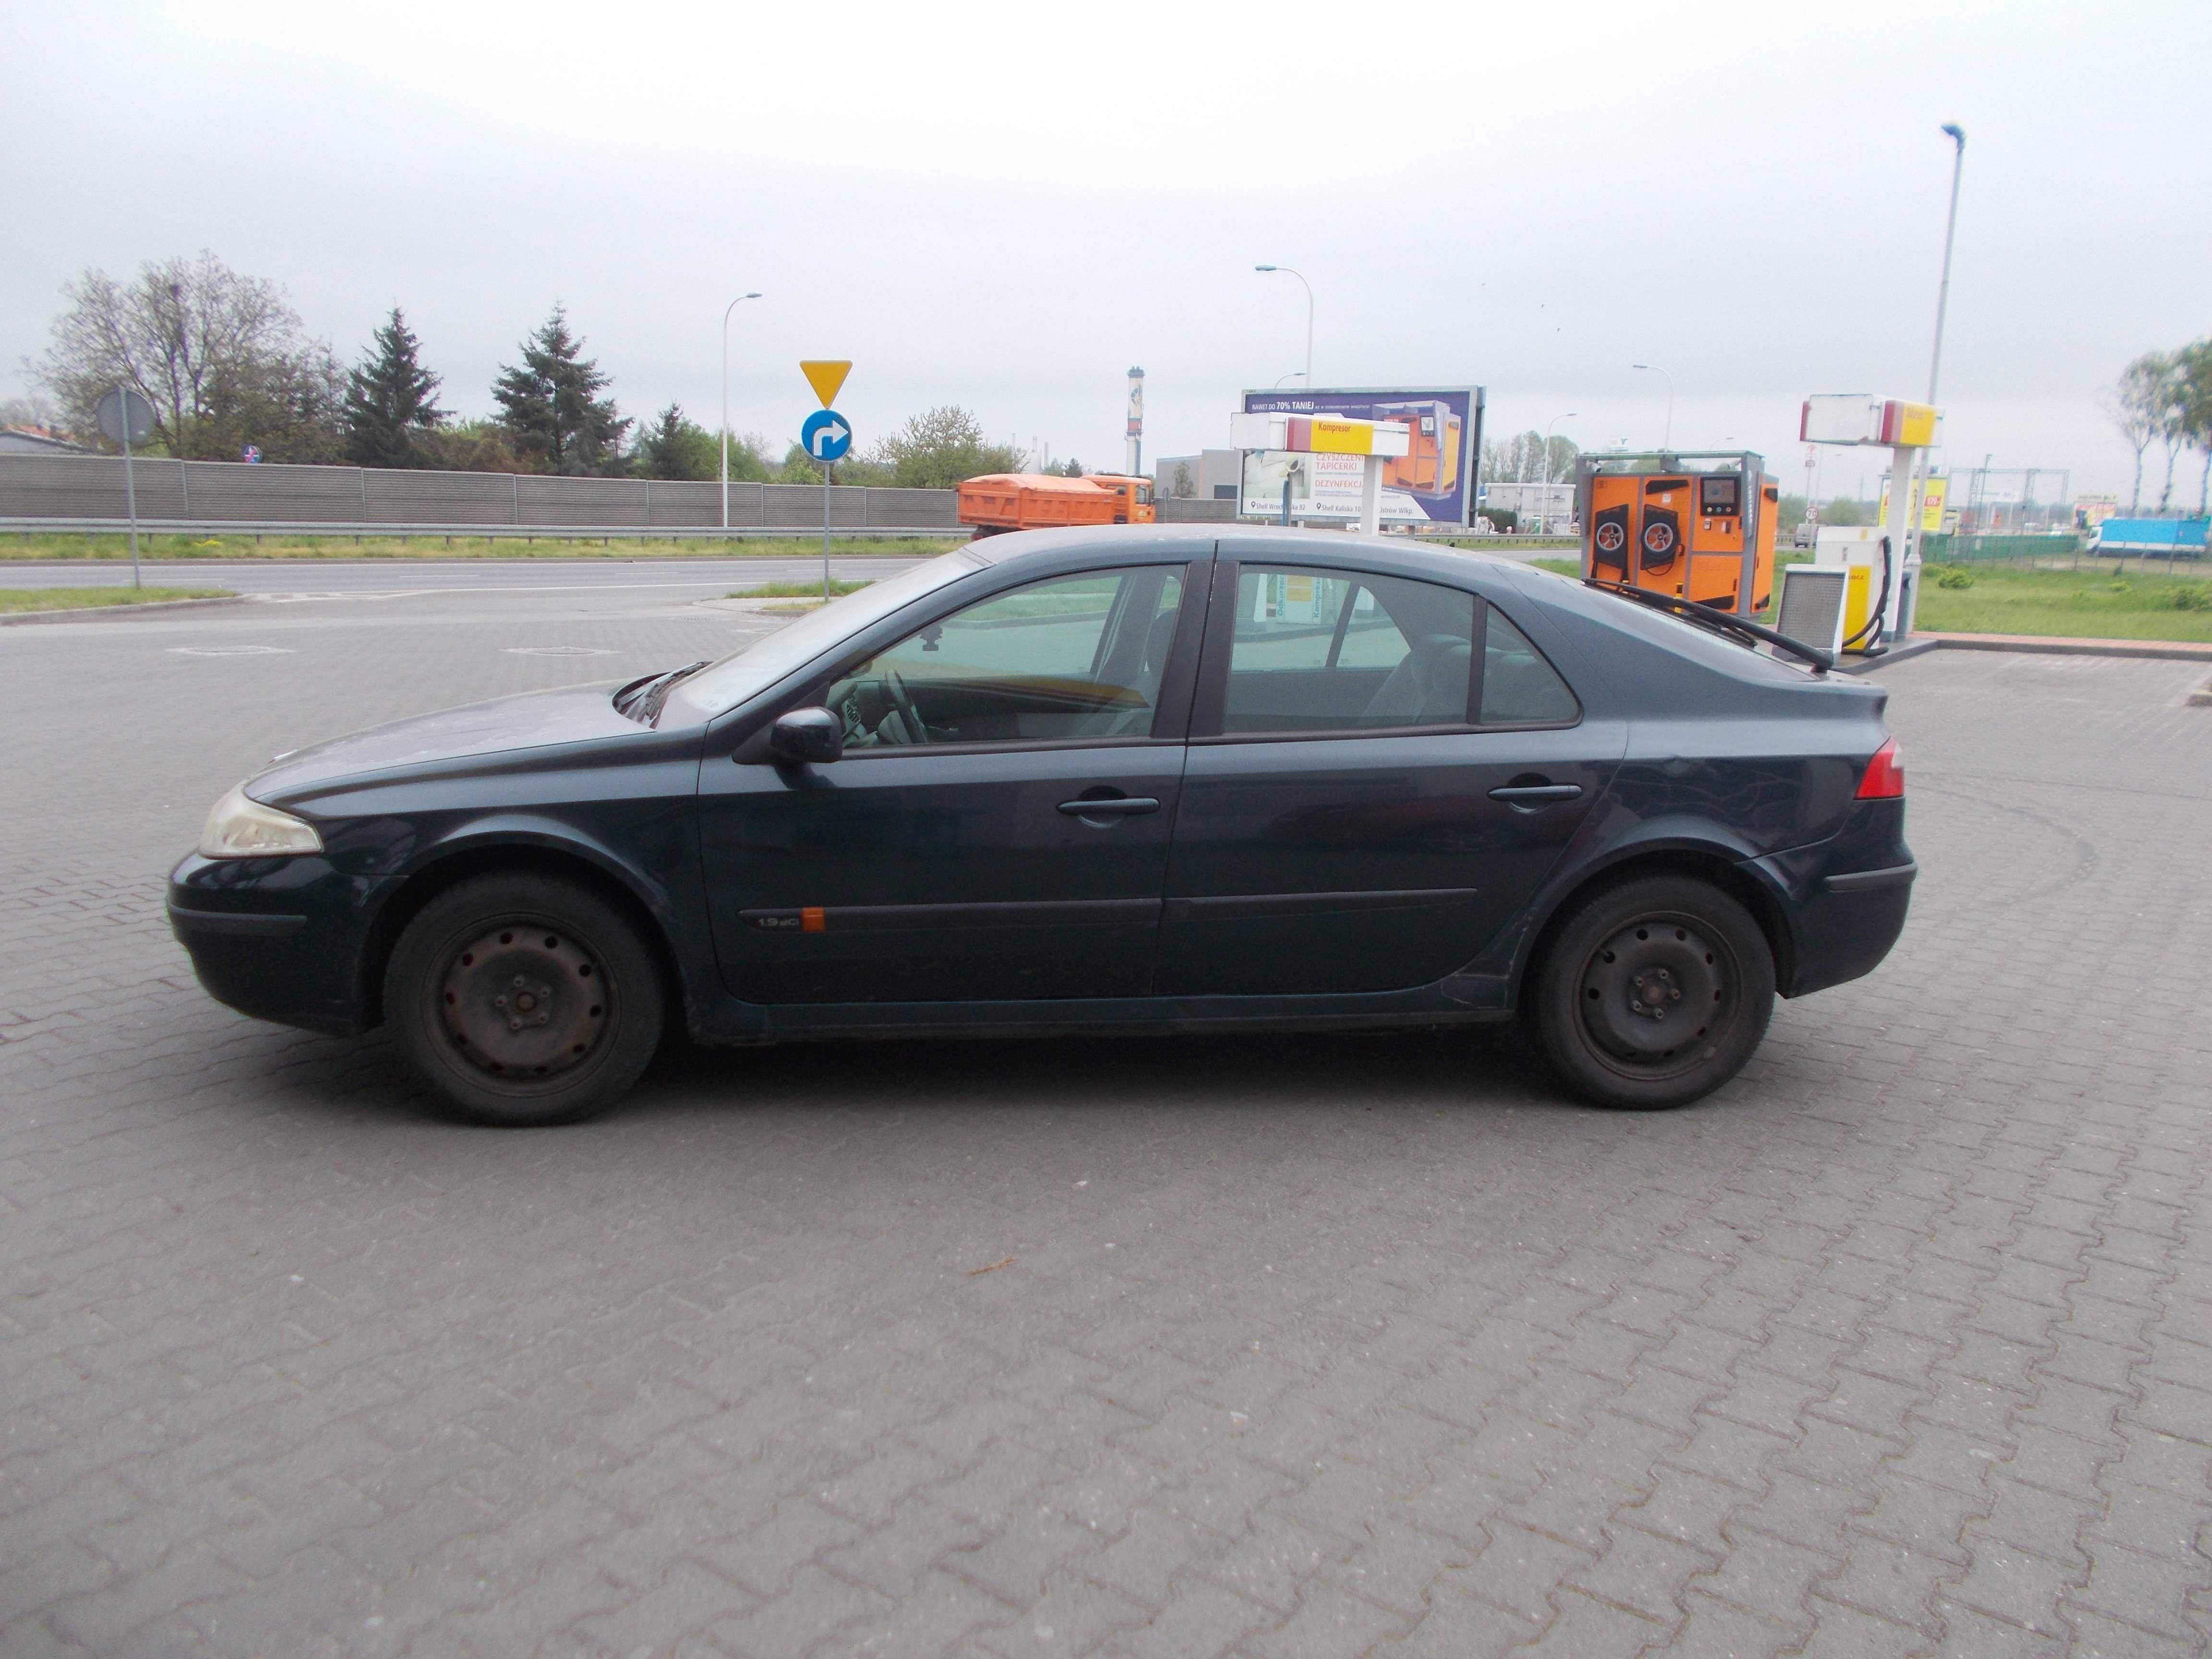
[2,591,2208,1658]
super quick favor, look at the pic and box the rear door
[1158,559,1617,997]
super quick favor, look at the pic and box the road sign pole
[797,365,854,605]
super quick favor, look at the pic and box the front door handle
[1057,796,1161,818]
[1487,783,1584,805]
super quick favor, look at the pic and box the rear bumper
[1743,801,1916,998]
[1779,863,1915,996]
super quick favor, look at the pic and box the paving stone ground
[2,595,2208,1658]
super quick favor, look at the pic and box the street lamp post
[1908,124,1968,554]
[1632,363,1674,449]
[1255,265,1315,389]
[1537,412,1577,533]
[720,291,763,530]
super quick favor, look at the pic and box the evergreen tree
[492,305,628,474]
[633,403,719,481]
[342,308,445,468]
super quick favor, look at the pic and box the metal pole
[1540,412,1577,534]
[720,292,760,534]
[120,396,141,589]
[1256,266,1315,387]
[1358,455,1382,537]
[822,454,831,602]
[1908,126,1967,588]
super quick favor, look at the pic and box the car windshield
[658,549,987,724]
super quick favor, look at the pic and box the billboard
[1239,386,1485,526]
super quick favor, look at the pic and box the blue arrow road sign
[803,408,852,463]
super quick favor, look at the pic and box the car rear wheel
[386,873,663,1127]
[1529,875,1774,1110]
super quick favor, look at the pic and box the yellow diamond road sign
[800,360,851,408]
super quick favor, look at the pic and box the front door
[1158,560,1619,997]
[699,560,1201,1004]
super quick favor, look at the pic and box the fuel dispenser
[1576,451,1778,617]
[1791,395,1941,654]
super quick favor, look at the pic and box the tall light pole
[720,291,762,530]
[1927,126,1966,409]
[1632,363,1674,449]
[1255,265,1314,389]
[1538,412,1577,532]
[1910,123,1967,550]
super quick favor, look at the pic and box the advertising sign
[1239,386,1484,526]
[1878,473,1948,534]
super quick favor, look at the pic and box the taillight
[1856,738,1904,799]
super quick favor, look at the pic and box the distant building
[1153,449,1241,502]
[1480,479,1575,528]
[0,427,93,457]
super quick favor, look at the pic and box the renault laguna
[170,529,1915,1126]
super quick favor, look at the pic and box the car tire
[1528,875,1774,1110]
[385,873,664,1127]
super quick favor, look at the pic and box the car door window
[828,566,1184,748]
[1221,566,1476,735]
[1480,609,1581,725]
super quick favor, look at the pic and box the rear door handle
[1487,783,1584,805]
[1058,796,1160,817]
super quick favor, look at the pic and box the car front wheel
[385,873,664,1127]
[1529,875,1775,1110]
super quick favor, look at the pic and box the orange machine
[1577,451,1776,616]
[1372,399,1463,499]
[957,473,1156,537]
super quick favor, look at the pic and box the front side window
[827,565,1184,749]
[1221,567,1477,735]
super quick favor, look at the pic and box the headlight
[198,784,324,860]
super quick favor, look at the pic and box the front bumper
[168,853,369,1035]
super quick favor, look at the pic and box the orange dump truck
[958,473,1156,536]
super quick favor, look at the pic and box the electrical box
[1576,451,1777,617]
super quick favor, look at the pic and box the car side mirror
[768,706,842,766]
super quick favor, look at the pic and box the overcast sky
[7,0,2208,500]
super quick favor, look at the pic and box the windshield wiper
[613,660,710,724]
[1582,580,1833,674]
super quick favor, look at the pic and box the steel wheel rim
[436,919,611,1083]
[1576,912,1734,1079]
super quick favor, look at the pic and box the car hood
[246,681,641,803]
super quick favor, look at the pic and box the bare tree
[2105,352,2172,514]
[2174,339,2212,516]
[37,251,342,461]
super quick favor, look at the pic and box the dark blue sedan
[169,529,1914,1125]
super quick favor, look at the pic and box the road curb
[0,596,243,627]
[1845,634,2212,671]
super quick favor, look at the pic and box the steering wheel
[884,670,931,745]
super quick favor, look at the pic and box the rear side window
[1481,610,1580,725]
[1222,567,1476,735]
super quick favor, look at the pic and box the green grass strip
[0,586,234,614]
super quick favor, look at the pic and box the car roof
[966,524,1526,590]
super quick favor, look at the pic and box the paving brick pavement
[2,602,2208,1657]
